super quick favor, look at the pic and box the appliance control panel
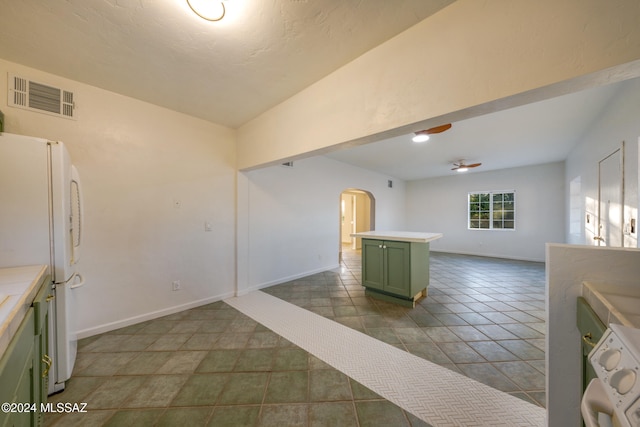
[589,324,640,427]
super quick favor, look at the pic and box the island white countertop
[350,231,443,243]
[0,265,49,357]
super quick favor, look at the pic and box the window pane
[469,191,515,230]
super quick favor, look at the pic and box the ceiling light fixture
[412,133,430,143]
[411,123,452,143]
[451,161,481,172]
[187,0,227,21]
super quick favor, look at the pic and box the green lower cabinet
[577,298,606,390]
[362,239,385,291]
[362,239,429,307]
[0,310,37,427]
[33,281,52,426]
[0,276,51,427]
[382,241,411,296]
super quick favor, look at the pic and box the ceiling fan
[451,161,481,172]
[412,123,452,142]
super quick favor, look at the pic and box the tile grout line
[225,290,546,427]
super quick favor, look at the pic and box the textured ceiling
[1,1,633,181]
[0,0,455,128]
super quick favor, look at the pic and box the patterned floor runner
[225,291,546,426]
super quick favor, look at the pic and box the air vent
[8,73,76,119]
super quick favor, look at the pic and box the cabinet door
[383,240,411,297]
[577,297,606,392]
[0,309,36,427]
[33,280,52,425]
[362,239,384,290]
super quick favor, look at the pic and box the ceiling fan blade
[451,161,481,171]
[425,123,452,134]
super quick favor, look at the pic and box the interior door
[596,148,623,247]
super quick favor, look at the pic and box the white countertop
[0,265,48,357]
[582,281,640,329]
[350,231,443,243]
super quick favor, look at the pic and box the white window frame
[468,190,516,230]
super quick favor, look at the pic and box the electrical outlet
[172,280,181,291]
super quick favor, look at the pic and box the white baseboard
[236,263,341,296]
[76,291,235,339]
[431,249,544,263]
[77,264,341,339]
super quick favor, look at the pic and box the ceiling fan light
[412,133,430,143]
[187,0,226,21]
[456,167,468,172]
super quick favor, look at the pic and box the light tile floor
[45,251,545,426]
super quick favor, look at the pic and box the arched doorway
[339,189,375,260]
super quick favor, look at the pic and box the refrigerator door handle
[69,273,86,289]
[70,165,83,264]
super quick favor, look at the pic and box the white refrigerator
[0,132,84,394]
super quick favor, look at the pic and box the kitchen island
[350,231,443,307]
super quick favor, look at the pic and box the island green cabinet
[0,276,51,427]
[362,238,430,307]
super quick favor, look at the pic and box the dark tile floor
[264,249,546,408]
[45,302,427,427]
[45,251,545,426]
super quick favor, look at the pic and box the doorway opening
[339,189,375,261]
[595,143,625,247]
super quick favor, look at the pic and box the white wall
[405,162,565,262]
[237,156,406,294]
[0,59,236,337]
[565,78,640,247]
